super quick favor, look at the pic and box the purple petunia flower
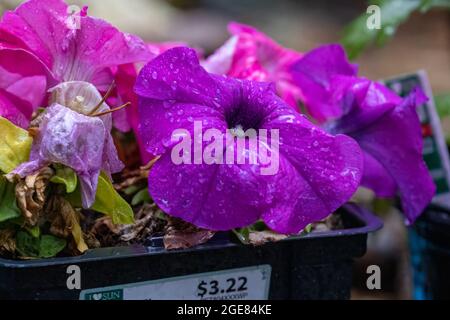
[135,47,364,234]
[12,82,123,208]
[291,44,436,223]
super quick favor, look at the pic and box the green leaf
[302,224,313,234]
[341,0,447,59]
[131,188,151,206]
[0,116,33,173]
[436,93,450,119]
[420,0,450,11]
[232,228,250,244]
[250,221,268,232]
[16,231,66,258]
[123,184,142,196]
[38,235,67,258]
[50,165,78,193]
[0,176,21,223]
[16,231,39,257]
[435,93,450,144]
[66,172,134,225]
[26,225,41,238]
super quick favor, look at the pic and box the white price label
[80,265,271,300]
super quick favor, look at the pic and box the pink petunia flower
[203,22,304,109]
[0,0,149,206]
[0,44,53,128]
[110,42,203,164]
[0,0,150,85]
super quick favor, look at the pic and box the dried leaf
[84,232,101,249]
[46,195,88,254]
[27,127,40,139]
[114,167,149,192]
[311,213,344,232]
[163,217,215,250]
[114,157,158,193]
[13,167,53,226]
[0,229,16,255]
[89,216,121,247]
[112,130,142,169]
[118,203,165,243]
[247,231,287,246]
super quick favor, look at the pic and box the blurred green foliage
[435,93,450,144]
[341,0,450,60]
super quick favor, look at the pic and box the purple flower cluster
[0,0,435,233]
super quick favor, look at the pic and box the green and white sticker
[384,70,450,208]
[80,265,271,300]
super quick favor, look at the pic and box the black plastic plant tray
[409,204,450,299]
[0,203,382,300]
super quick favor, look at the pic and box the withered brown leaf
[11,167,54,226]
[163,216,215,250]
[0,229,16,255]
[247,230,287,246]
[46,195,88,254]
[119,203,165,242]
[114,157,159,192]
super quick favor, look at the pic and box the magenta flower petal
[135,47,363,233]
[291,44,358,122]
[0,89,30,128]
[0,0,151,83]
[202,37,237,76]
[110,64,136,133]
[148,42,203,58]
[0,45,52,127]
[203,22,303,109]
[113,63,154,163]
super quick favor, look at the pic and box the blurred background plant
[342,0,450,143]
[342,0,450,59]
